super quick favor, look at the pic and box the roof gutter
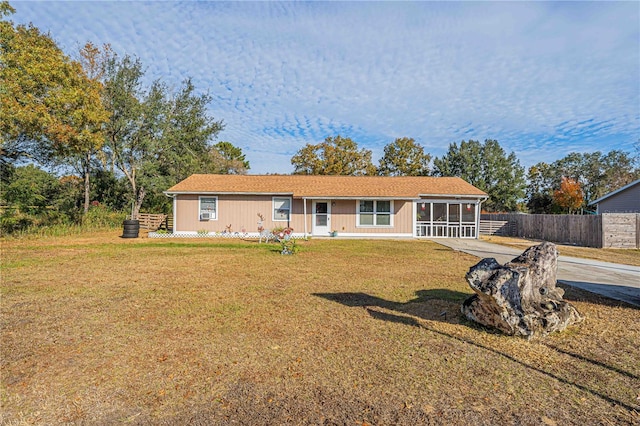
[164,192,489,200]
[418,194,489,201]
[163,191,295,196]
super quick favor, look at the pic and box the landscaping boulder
[461,242,584,338]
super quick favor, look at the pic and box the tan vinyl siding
[307,199,412,234]
[176,196,414,234]
[175,195,306,233]
[175,195,200,232]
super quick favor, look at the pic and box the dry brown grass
[2,232,639,425]
[481,235,640,267]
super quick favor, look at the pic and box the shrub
[82,204,126,229]
[272,227,298,255]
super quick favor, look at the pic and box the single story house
[164,174,488,238]
[588,179,640,214]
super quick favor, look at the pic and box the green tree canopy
[208,141,250,174]
[433,139,525,212]
[102,54,224,216]
[0,5,109,177]
[291,135,377,175]
[0,164,68,233]
[378,137,431,176]
[1,164,60,213]
[525,150,639,213]
[525,162,557,213]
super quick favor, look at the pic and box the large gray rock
[461,242,584,338]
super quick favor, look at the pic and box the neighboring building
[588,179,640,214]
[164,174,488,238]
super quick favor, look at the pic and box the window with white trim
[199,196,217,220]
[357,200,393,226]
[273,197,291,221]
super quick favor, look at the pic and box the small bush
[82,204,126,229]
[271,227,298,255]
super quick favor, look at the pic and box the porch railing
[416,221,477,238]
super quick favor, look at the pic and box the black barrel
[122,219,140,238]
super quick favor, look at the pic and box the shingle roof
[166,174,488,199]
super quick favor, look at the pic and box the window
[199,196,217,220]
[462,203,476,223]
[433,203,447,222]
[417,202,431,221]
[358,200,393,226]
[273,197,291,221]
[448,204,460,223]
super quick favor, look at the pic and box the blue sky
[11,1,640,174]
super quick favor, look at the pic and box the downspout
[173,195,177,233]
[303,197,308,237]
[163,192,177,233]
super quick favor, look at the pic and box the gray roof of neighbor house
[588,179,640,206]
[165,174,488,199]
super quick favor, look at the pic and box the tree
[0,165,65,233]
[291,135,377,175]
[526,162,556,213]
[527,150,639,213]
[68,42,111,214]
[553,177,583,214]
[1,164,60,212]
[0,8,109,214]
[155,79,225,179]
[102,55,223,217]
[208,141,249,174]
[433,139,525,212]
[90,169,128,211]
[598,150,639,197]
[378,137,431,176]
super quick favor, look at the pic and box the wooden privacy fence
[133,213,171,231]
[479,220,515,236]
[480,213,640,248]
[602,213,640,249]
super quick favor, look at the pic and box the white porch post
[476,198,484,239]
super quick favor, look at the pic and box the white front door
[312,200,331,236]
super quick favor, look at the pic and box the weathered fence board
[133,213,168,231]
[479,220,514,236]
[602,214,639,249]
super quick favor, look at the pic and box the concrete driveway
[430,238,640,307]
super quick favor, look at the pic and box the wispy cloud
[13,1,639,173]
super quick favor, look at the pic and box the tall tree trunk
[132,186,145,219]
[83,151,91,214]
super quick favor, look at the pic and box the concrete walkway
[430,238,640,307]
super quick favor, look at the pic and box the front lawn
[2,232,638,424]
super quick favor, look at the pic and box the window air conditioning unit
[200,212,211,220]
